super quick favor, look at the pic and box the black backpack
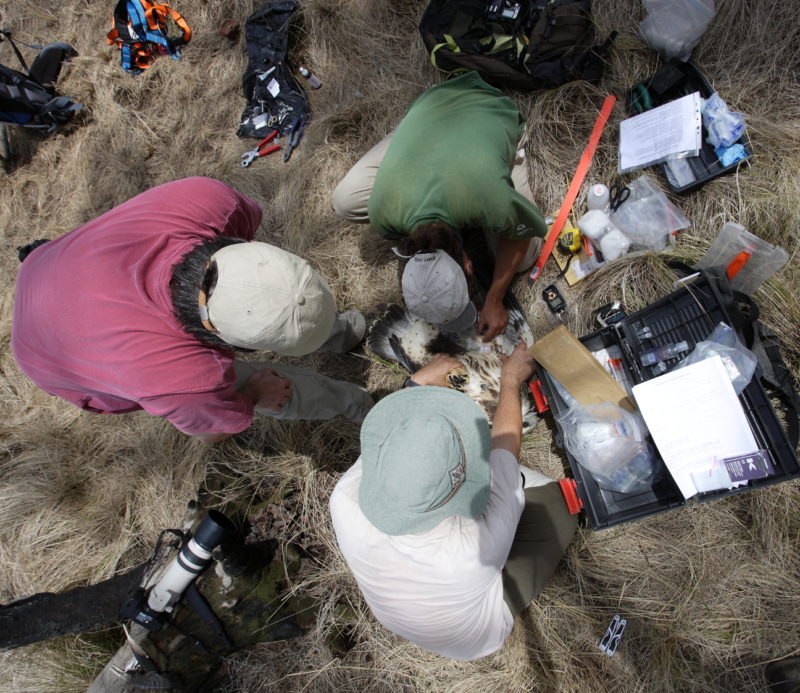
[0,31,82,131]
[419,0,615,91]
[237,0,309,140]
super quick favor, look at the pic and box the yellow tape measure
[557,227,582,254]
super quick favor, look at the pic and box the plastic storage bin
[696,222,789,295]
[625,60,752,194]
[538,274,799,530]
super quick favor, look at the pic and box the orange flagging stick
[529,94,617,282]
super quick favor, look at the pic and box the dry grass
[0,0,798,691]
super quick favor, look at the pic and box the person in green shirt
[333,71,548,341]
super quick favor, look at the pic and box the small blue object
[715,143,747,167]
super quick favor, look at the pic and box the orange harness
[106,0,191,74]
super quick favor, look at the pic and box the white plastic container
[586,183,610,211]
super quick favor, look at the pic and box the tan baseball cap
[401,250,477,333]
[206,242,336,356]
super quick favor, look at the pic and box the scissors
[609,183,630,212]
[241,130,280,167]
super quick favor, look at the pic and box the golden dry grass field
[0,0,798,691]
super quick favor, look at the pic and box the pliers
[282,118,305,162]
[241,130,280,167]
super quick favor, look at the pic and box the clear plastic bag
[639,0,716,62]
[557,401,659,494]
[702,92,746,149]
[609,175,691,251]
[576,210,631,262]
[672,323,757,394]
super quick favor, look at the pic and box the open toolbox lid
[538,274,799,530]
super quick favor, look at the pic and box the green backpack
[419,0,615,91]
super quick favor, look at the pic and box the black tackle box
[538,274,799,530]
[625,60,753,194]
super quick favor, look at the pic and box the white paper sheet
[619,92,702,173]
[631,355,759,499]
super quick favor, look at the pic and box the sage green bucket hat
[358,386,492,536]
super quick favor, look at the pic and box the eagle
[366,295,539,434]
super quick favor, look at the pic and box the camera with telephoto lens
[120,510,236,631]
[485,0,522,22]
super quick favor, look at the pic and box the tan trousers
[320,310,366,353]
[332,130,539,272]
[233,359,373,423]
[232,310,372,423]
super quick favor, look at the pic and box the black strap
[668,260,799,449]
[0,30,34,78]
[183,581,235,651]
[748,320,800,449]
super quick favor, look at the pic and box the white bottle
[586,183,610,211]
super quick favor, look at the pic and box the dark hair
[169,236,248,349]
[398,223,465,269]
[18,239,51,262]
[398,223,483,305]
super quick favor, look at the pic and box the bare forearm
[489,237,529,300]
[491,379,524,456]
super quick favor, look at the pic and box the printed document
[631,355,759,498]
[619,92,702,173]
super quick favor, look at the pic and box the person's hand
[410,354,462,387]
[242,368,292,411]
[477,296,508,343]
[500,343,535,388]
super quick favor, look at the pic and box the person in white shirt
[329,345,577,660]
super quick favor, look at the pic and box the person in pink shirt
[12,177,372,443]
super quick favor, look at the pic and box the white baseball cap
[401,250,477,333]
[206,242,336,356]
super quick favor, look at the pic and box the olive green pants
[502,481,578,616]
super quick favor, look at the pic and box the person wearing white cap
[332,71,547,341]
[12,177,373,444]
[329,344,577,660]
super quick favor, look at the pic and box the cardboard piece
[529,325,636,413]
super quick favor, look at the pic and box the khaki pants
[233,310,372,423]
[233,360,373,423]
[501,482,578,616]
[321,310,366,353]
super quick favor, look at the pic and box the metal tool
[599,614,627,656]
[609,183,630,212]
[241,130,279,167]
[282,117,305,162]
